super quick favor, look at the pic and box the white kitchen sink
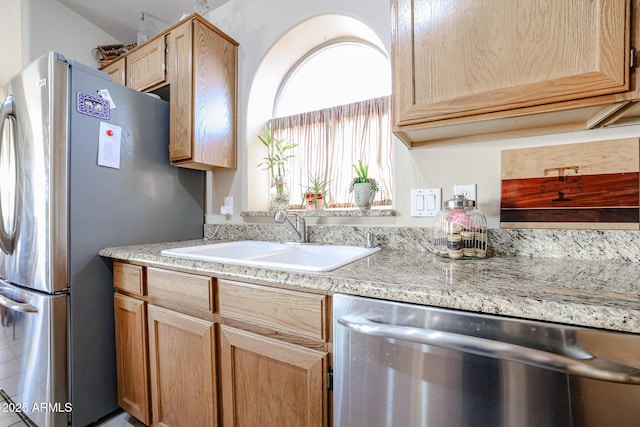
[160,240,380,272]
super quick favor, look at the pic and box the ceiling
[57,0,229,44]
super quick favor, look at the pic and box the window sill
[241,208,396,218]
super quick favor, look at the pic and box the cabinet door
[219,325,328,427]
[147,304,218,427]
[127,37,167,91]
[167,20,194,162]
[114,293,150,425]
[190,19,237,169]
[102,58,126,86]
[394,0,631,127]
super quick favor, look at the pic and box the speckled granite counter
[99,239,640,334]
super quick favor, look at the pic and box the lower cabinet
[147,304,218,427]
[113,262,217,427]
[114,293,150,425]
[112,261,331,427]
[217,279,331,427]
[219,325,328,427]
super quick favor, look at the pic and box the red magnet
[106,129,114,136]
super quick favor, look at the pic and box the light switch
[411,188,441,217]
[426,194,436,211]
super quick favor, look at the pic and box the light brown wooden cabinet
[112,263,331,427]
[393,0,640,147]
[101,58,126,86]
[147,304,217,427]
[113,263,150,425]
[100,13,237,171]
[167,18,238,170]
[114,293,150,425]
[112,262,218,427]
[219,326,327,427]
[126,37,167,92]
[218,279,331,427]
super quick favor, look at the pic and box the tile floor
[0,400,142,427]
[0,408,31,427]
[89,410,145,427]
[0,390,35,427]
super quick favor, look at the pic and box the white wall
[21,0,119,69]
[205,0,640,229]
[0,0,24,84]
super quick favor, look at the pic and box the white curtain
[270,96,392,209]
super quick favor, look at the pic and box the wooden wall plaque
[500,138,640,229]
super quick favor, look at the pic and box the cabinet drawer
[127,37,166,91]
[218,280,327,342]
[113,262,144,296]
[147,268,214,312]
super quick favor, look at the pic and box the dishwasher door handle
[338,315,640,385]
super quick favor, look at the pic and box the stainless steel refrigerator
[0,52,205,426]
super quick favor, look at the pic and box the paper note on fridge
[98,89,117,109]
[97,122,122,169]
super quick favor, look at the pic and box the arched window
[269,40,393,209]
[275,41,391,116]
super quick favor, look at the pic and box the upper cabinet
[101,59,126,86]
[392,0,640,147]
[166,18,237,170]
[126,37,167,92]
[101,13,238,171]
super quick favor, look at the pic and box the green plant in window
[258,123,297,182]
[349,160,378,193]
[258,123,297,210]
[302,175,332,209]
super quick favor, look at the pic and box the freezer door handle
[0,280,37,313]
[338,314,640,385]
[0,95,22,255]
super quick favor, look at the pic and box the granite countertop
[99,239,640,334]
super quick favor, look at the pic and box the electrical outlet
[454,184,476,201]
[220,196,233,216]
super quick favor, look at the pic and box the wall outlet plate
[221,196,233,216]
[454,184,476,201]
[411,188,441,217]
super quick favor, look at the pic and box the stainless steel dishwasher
[333,293,640,427]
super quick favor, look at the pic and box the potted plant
[257,123,297,210]
[302,175,332,210]
[349,160,378,210]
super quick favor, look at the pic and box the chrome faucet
[274,210,306,243]
[365,231,386,248]
[366,232,376,248]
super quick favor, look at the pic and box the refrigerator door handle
[0,293,37,313]
[0,95,22,255]
[0,279,37,313]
